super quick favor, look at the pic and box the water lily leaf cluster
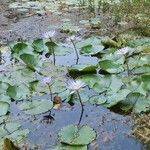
[0,121,29,145]
[0,36,150,118]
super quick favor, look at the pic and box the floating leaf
[127,38,150,48]
[32,39,45,53]
[89,95,106,105]
[103,89,131,107]
[52,144,87,150]
[10,42,28,54]
[80,44,104,55]
[58,125,96,145]
[45,41,57,55]
[0,102,10,117]
[54,45,73,56]
[0,95,11,116]
[121,93,150,113]
[20,53,41,70]
[69,64,97,73]
[0,122,29,144]
[19,99,53,115]
[7,84,30,101]
[98,60,124,73]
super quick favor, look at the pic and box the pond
[0,0,150,149]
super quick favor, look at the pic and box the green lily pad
[98,60,124,73]
[7,84,30,101]
[0,95,11,116]
[52,144,87,150]
[19,99,53,115]
[80,44,104,55]
[58,125,96,145]
[20,53,41,70]
[0,122,29,144]
[32,39,45,53]
[121,93,150,113]
[69,64,97,73]
[0,102,10,117]
[89,95,107,105]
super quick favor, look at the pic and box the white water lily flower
[66,35,81,42]
[67,79,85,94]
[42,76,53,84]
[43,30,56,39]
[66,35,76,41]
[116,47,129,55]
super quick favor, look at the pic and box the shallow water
[10,101,144,150]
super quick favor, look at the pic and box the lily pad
[19,99,53,115]
[89,95,107,105]
[32,39,45,53]
[98,60,124,73]
[52,144,87,150]
[80,44,104,55]
[58,125,96,145]
[0,102,10,117]
[7,84,30,101]
[121,93,150,113]
[20,53,41,70]
[69,64,97,73]
[0,95,11,116]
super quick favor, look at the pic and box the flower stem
[47,84,53,101]
[50,38,56,65]
[47,83,53,117]
[77,90,84,126]
[52,49,56,65]
[71,39,79,63]
[125,56,130,76]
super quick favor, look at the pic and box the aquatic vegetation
[0,34,149,148]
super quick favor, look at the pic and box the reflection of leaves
[58,125,96,145]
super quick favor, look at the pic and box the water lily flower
[116,47,129,55]
[42,76,54,85]
[66,35,76,42]
[66,35,81,42]
[66,79,85,94]
[43,30,56,39]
